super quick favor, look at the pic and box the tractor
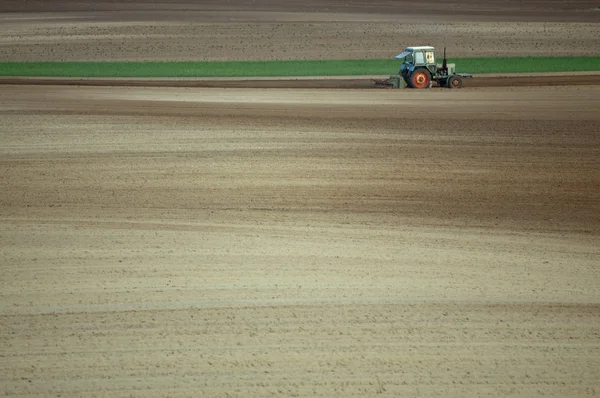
[377,46,472,89]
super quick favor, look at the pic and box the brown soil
[2,83,600,396]
[1,0,599,20]
[2,74,600,89]
[1,1,600,397]
[0,1,599,61]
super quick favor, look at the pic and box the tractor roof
[395,46,435,59]
[406,46,435,50]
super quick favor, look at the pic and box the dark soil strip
[0,75,599,89]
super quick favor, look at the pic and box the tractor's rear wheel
[447,75,463,89]
[409,68,431,89]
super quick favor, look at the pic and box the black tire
[447,75,463,89]
[409,68,432,89]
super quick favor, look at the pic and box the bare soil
[1,1,600,397]
[0,0,599,61]
[2,84,600,396]
[2,74,600,89]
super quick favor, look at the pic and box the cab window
[415,51,425,64]
[425,51,434,63]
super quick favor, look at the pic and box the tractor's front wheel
[447,75,463,89]
[409,68,431,89]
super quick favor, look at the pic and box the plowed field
[1,0,599,61]
[1,1,600,397]
[2,84,599,397]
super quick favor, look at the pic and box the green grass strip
[0,57,598,77]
